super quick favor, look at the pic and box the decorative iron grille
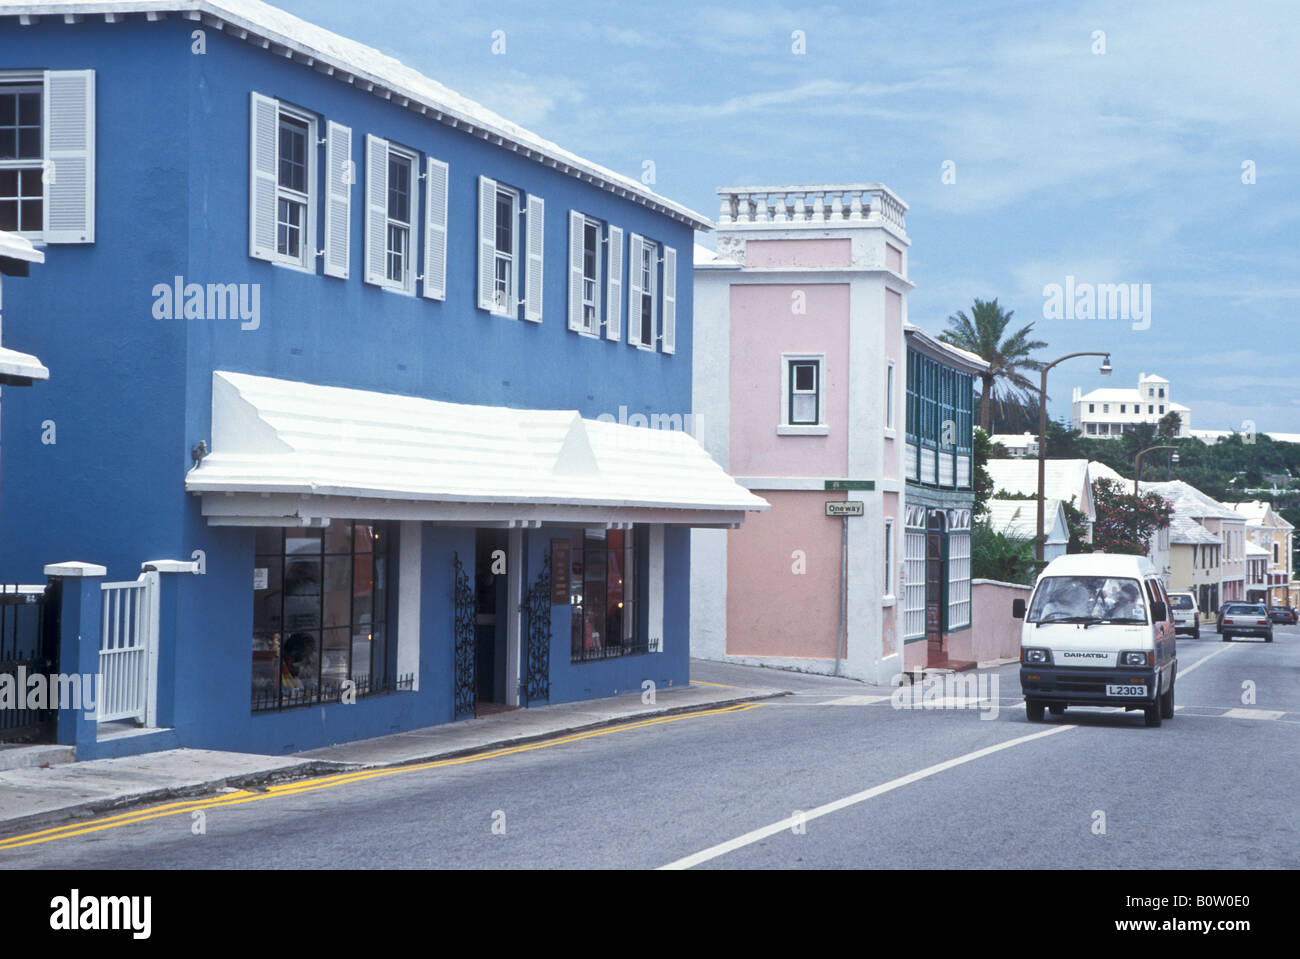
[452,552,477,719]
[522,554,551,705]
[251,673,414,713]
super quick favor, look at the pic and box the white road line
[1221,708,1286,721]
[1176,642,1236,679]
[658,724,1076,870]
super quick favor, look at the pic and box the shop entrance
[925,510,946,664]
[474,530,513,710]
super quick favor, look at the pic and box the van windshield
[1027,576,1148,625]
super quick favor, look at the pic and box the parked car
[1167,590,1200,637]
[1013,553,1177,727]
[1267,605,1297,625]
[1218,603,1274,642]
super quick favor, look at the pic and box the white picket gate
[98,570,160,725]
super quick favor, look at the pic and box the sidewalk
[0,679,786,838]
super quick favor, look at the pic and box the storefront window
[570,528,644,662]
[252,520,395,711]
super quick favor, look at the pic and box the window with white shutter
[421,156,448,300]
[322,120,352,279]
[365,135,418,294]
[478,178,523,317]
[1,70,96,242]
[626,233,644,347]
[568,211,603,336]
[476,175,498,311]
[248,93,316,270]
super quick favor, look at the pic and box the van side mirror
[1012,598,1026,619]
[1152,601,1167,622]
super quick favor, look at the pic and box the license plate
[1106,684,1147,697]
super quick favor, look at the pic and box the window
[1089,403,1095,413]
[903,510,927,640]
[947,529,971,628]
[883,519,894,599]
[1103,404,1109,413]
[1159,405,1165,414]
[251,521,408,711]
[478,176,543,320]
[624,233,676,352]
[1086,423,1097,434]
[1159,388,1165,398]
[1,70,94,243]
[780,355,825,432]
[568,211,606,336]
[275,113,311,266]
[493,185,517,309]
[1120,404,1126,414]
[637,237,657,347]
[885,361,896,431]
[250,94,318,271]
[1149,404,1154,413]
[570,528,655,662]
[385,149,414,286]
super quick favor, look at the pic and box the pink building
[691,184,913,683]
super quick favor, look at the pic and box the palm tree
[938,298,1047,432]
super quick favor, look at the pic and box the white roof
[1167,512,1221,546]
[186,372,768,523]
[0,345,49,382]
[0,230,43,264]
[1,0,712,230]
[1038,552,1156,579]
[1246,541,1269,556]
[1076,386,1188,411]
[693,243,740,268]
[1088,460,1127,484]
[903,323,990,373]
[1230,500,1294,529]
[987,498,1067,543]
[989,432,1036,448]
[1140,480,1240,521]
[987,459,1093,517]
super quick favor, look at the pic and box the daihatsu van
[1013,553,1177,727]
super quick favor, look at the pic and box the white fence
[98,571,160,725]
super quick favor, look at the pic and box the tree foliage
[938,298,1047,432]
[1091,477,1174,555]
[971,521,1037,585]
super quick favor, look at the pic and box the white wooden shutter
[363,134,389,286]
[322,120,352,278]
[648,525,665,651]
[421,157,448,300]
[626,232,644,346]
[524,193,545,322]
[567,210,585,332]
[661,244,677,354]
[247,91,278,260]
[605,225,623,341]
[42,70,95,244]
[477,175,498,311]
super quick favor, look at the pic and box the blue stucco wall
[0,17,698,755]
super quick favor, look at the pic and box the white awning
[0,345,49,384]
[187,371,768,528]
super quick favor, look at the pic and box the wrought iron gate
[0,581,60,743]
[452,553,477,719]
[521,554,551,705]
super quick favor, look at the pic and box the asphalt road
[3,630,1297,870]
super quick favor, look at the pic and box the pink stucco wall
[746,238,851,269]
[727,490,845,659]
[946,580,1030,664]
[729,283,851,477]
[882,491,899,658]
[886,243,903,274]
[883,288,903,481]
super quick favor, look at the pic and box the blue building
[0,0,763,757]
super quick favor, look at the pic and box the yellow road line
[0,702,763,852]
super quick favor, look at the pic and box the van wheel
[1049,705,1066,716]
[1191,622,1200,639]
[1026,701,1045,722]
[1160,679,1174,719]
[1144,701,1162,727]
[1222,633,1232,642]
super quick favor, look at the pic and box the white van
[1013,553,1177,727]
[1166,590,1200,637]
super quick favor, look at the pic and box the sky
[275,0,1300,432]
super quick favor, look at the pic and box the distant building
[986,458,1096,536]
[989,432,1038,458]
[987,498,1068,562]
[1229,501,1295,605]
[1071,373,1189,438]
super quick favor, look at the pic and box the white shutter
[42,70,95,244]
[567,210,585,332]
[477,175,498,311]
[363,134,389,286]
[648,525,665,652]
[524,193,545,322]
[422,157,448,300]
[247,91,278,260]
[605,225,623,341]
[322,120,352,278]
[626,233,644,346]
[661,244,677,354]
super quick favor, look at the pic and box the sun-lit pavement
[3,633,1296,870]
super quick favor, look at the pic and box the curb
[0,689,788,841]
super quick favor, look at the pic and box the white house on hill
[1071,373,1189,438]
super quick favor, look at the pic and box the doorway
[925,510,945,665]
[474,530,512,709]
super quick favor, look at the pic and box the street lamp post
[1133,445,1180,494]
[1037,351,1112,563]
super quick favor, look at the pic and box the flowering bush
[1091,477,1173,555]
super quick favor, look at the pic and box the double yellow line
[0,702,762,852]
